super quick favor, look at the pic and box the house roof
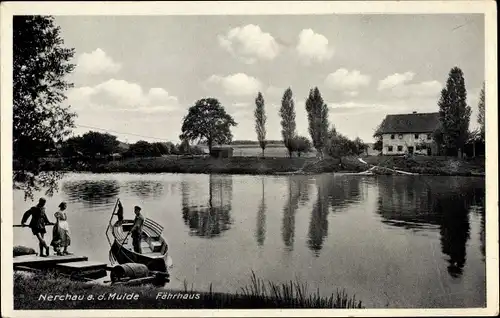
[377,112,440,134]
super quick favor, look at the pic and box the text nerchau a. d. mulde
[38,292,202,301]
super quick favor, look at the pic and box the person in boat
[21,198,54,257]
[130,205,145,254]
[116,200,124,223]
[51,202,71,256]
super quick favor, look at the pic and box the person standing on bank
[21,198,54,257]
[51,202,71,256]
[130,206,144,254]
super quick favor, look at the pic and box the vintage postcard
[1,1,498,317]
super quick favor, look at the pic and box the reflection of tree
[181,175,233,238]
[255,178,266,246]
[327,176,363,213]
[282,176,311,251]
[435,194,470,278]
[307,179,329,256]
[62,179,120,205]
[376,176,485,278]
[376,177,440,229]
[126,180,164,199]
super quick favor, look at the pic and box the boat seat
[151,241,162,252]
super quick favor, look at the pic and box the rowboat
[105,199,171,274]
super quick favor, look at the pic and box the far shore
[38,155,486,177]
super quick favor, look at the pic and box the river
[13,172,486,308]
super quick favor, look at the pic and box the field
[231,146,317,158]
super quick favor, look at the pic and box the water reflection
[307,178,329,256]
[62,179,120,206]
[282,176,312,251]
[255,178,266,246]
[181,175,233,238]
[126,180,164,199]
[376,176,485,278]
[306,176,364,256]
[329,176,364,213]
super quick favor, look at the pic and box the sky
[54,14,485,144]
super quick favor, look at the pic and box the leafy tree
[180,98,237,154]
[128,140,162,157]
[291,136,312,157]
[326,129,351,164]
[477,82,485,141]
[305,87,329,158]
[437,67,471,157]
[352,137,368,156]
[254,92,267,157]
[279,88,297,158]
[372,124,383,152]
[78,131,120,159]
[373,139,383,152]
[13,16,76,198]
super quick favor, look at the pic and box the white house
[376,112,440,155]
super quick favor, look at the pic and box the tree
[305,87,329,158]
[372,124,383,152]
[292,136,312,157]
[326,129,352,164]
[254,92,267,157]
[128,140,163,157]
[180,98,237,154]
[279,88,297,158]
[437,67,471,158]
[79,131,120,159]
[13,16,76,198]
[352,137,368,156]
[477,82,485,141]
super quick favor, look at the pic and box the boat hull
[110,240,168,273]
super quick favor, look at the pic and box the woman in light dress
[51,202,71,255]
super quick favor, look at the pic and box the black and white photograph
[1,1,498,317]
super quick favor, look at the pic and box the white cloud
[205,73,262,96]
[325,69,371,96]
[67,79,179,113]
[76,48,122,75]
[296,29,334,63]
[378,72,415,91]
[378,72,442,99]
[218,24,280,64]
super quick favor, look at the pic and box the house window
[427,134,432,140]
[397,145,403,152]
[398,134,403,139]
[414,134,419,139]
[388,146,393,152]
[390,134,395,140]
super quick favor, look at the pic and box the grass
[14,271,364,309]
[40,153,485,176]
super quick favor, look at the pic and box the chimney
[412,111,417,114]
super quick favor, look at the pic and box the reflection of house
[210,146,233,158]
[376,112,440,155]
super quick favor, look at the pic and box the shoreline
[14,271,364,309]
[38,155,486,177]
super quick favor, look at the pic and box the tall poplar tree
[254,92,267,157]
[305,87,329,158]
[279,88,297,158]
[437,67,471,157]
[477,82,485,141]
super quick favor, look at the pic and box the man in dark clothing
[21,198,54,257]
[130,206,144,254]
[116,200,124,223]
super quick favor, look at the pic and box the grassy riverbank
[83,155,485,176]
[14,271,364,309]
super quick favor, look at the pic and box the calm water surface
[13,173,486,308]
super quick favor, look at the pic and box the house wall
[382,133,433,155]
